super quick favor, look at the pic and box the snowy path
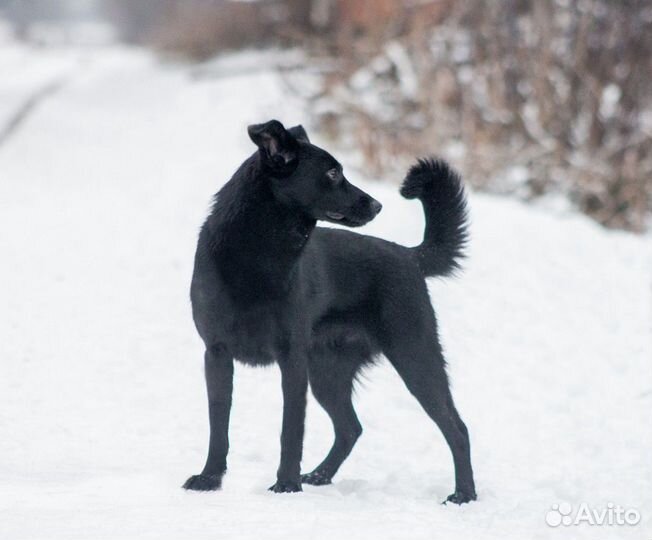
[0,44,650,540]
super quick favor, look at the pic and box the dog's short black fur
[183,120,476,504]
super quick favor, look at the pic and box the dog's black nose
[370,199,383,215]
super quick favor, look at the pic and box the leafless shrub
[102,0,651,231]
[102,0,309,59]
[310,0,652,232]
[150,1,269,59]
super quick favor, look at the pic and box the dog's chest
[228,302,293,366]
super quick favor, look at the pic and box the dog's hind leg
[384,337,476,504]
[302,356,362,486]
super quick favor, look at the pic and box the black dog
[183,120,476,504]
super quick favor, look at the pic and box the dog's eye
[326,168,340,183]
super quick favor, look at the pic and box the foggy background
[1,0,650,231]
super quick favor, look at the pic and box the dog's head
[248,120,382,227]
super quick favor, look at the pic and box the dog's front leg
[183,343,234,491]
[269,355,308,493]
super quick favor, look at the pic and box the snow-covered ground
[0,43,650,540]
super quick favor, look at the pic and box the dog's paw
[268,480,303,493]
[443,489,477,505]
[182,473,223,491]
[301,471,332,486]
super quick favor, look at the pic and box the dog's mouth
[325,211,345,221]
[324,211,368,227]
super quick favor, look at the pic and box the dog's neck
[206,159,316,295]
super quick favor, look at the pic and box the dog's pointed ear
[287,125,310,144]
[247,120,297,165]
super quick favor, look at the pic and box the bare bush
[101,0,651,231]
[310,0,652,232]
[102,0,307,59]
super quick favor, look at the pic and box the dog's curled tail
[400,157,469,278]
